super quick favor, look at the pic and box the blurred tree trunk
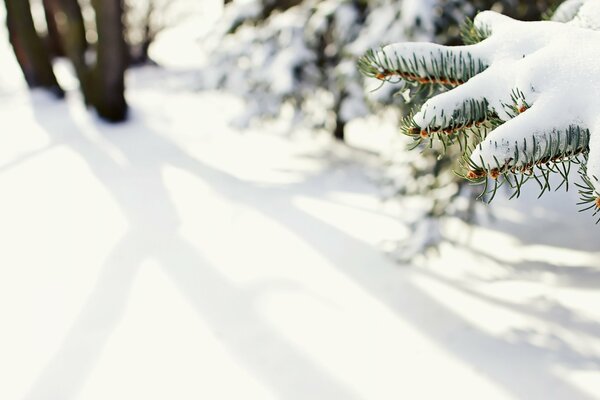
[333,92,347,141]
[4,0,63,96]
[39,0,128,121]
[42,0,65,57]
[48,0,91,102]
[90,0,128,122]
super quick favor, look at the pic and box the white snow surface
[3,70,600,400]
[1,3,600,400]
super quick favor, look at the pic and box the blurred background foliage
[4,0,559,258]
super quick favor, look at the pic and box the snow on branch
[359,4,600,222]
[357,44,488,89]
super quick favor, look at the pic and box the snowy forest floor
[2,18,600,400]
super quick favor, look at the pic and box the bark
[333,117,346,141]
[4,0,63,96]
[50,0,91,102]
[333,93,346,142]
[42,0,65,57]
[90,0,128,122]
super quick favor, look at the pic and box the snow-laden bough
[359,0,600,221]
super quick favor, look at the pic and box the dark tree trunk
[42,0,65,57]
[333,117,345,141]
[48,0,91,102]
[4,0,63,96]
[333,93,346,142]
[90,0,128,122]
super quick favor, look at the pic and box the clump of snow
[376,5,600,194]
[469,8,600,188]
[568,0,600,30]
[552,0,588,23]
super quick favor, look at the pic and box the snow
[1,2,600,400]
[196,0,447,135]
[376,6,600,194]
[569,0,600,30]
[552,0,588,23]
[469,8,600,185]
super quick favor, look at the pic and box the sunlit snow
[0,1,599,400]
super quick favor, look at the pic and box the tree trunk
[333,94,346,142]
[42,0,65,57]
[47,0,91,102]
[90,0,128,122]
[4,0,63,96]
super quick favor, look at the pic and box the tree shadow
[412,260,600,353]
[247,188,600,399]
[479,184,600,253]
[453,212,600,289]
[21,92,600,400]
[23,96,361,400]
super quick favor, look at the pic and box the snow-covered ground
[1,4,600,400]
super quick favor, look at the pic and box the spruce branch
[460,17,491,45]
[576,162,600,223]
[462,125,590,202]
[357,45,488,91]
[359,6,600,223]
[400,98,502,155]
[502,88,531,118]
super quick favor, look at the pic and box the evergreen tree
[359,0,600,223]
[201,0,368,135]
[352,0,554,258]
[202,0,553,258]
